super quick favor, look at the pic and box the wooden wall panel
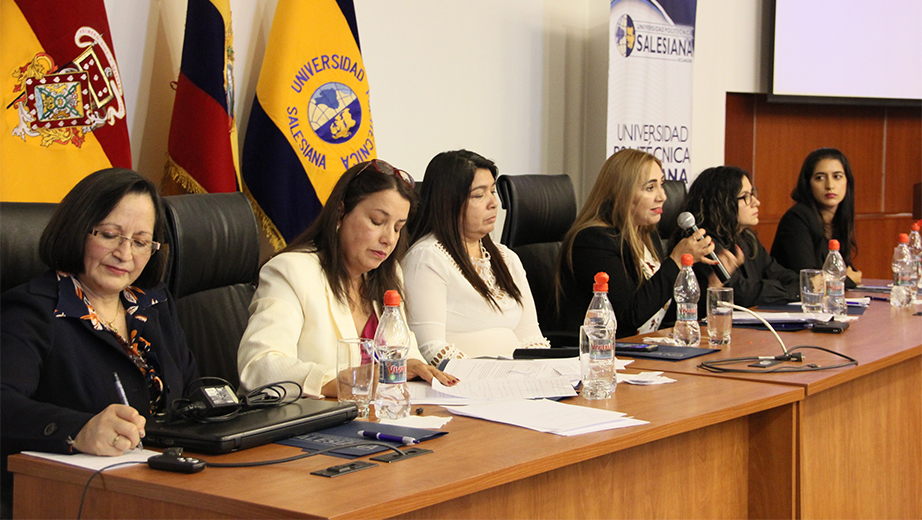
[725,94,922,279]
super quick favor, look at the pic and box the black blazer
[559,226,679,339]
[771,202,857,289]
[1,271,199,488]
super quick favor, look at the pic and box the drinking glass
[579,325,615,399]
[799,269,825,314]
[706,287,733,346]
[336,338,375,418]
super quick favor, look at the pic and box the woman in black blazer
[771,148,862,287]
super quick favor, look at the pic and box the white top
[401,234,549,365]
[237,250,422,398]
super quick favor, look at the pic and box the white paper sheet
[443,399,648,436]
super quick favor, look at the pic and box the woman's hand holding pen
[71,404,146,455]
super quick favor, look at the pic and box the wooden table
[11,373,802,520]
[626,293,922,519]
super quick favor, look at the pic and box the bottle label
[677,302,697,322]
[826,279,844,297]
[379,358,407,384]
[896,272,913,286]
[590,338,614,361]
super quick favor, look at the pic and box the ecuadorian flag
[242,0,375,250]
[163,0,240,195]
[1,0,131,202]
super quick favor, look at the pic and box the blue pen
[357,430,419,445]
[113,372,142,450]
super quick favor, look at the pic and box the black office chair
[0,202,57,293]
[496,174,577,347]
[657,179,687,253]
[163,192,260,389]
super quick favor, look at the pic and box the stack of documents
[444,399,647,436]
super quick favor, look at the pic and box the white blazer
[237,250,421,398]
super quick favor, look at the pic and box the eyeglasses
[737,187,759,206]
[355,159,415,189]
[89,229,161,256]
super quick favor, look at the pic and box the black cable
[76,461,145,519]
[698,345,858,373]
[203,441,406,468]
[161,380,303,424]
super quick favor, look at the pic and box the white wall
[104,0,768,201]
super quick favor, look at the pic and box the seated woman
[237,160,456,397]
[1,169,199,513]
[681,166,800,307]
[556,149,716,338]
[402,150,549,365]
[771,148,862,287]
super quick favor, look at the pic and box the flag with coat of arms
[242,0,376,250]
[163,0,241,196]
[1,0,131,202]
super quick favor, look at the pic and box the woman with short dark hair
[238,160,456,397]
[1,168,199,513]
[402,150,549,365]
[771,148,861,287]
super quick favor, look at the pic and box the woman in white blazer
[238,160,457,398]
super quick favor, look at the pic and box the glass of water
[706,287,733,346]
[579,325,615,399]
[799,269,825,314]
[336,338,375,418]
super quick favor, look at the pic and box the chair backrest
[163,192,260,389]
[1,202,57,293]
[657,180,688,253]
[496,175,577,345]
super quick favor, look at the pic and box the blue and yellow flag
[163,0,240,195]
[242,0,375,249]
[1,0,132,202]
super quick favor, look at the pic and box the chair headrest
[1,202,57,293]
[163,192,260,299]
[497,174,576,248]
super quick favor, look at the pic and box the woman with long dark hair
[237,160,456,398]
[403,150,548,365]
[771,148,861,287]
[680,166,799,308]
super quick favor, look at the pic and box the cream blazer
[237,250,421,398]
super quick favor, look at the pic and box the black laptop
[145,399,358,454]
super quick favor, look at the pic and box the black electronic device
[615,342,658,353]
[812,320,849,334]
[147,453,206,474]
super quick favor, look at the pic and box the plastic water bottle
[822,239,847,318]
[584,272,617,336]
[673,254,701,346]
[891,234,916,308]
[373,290,411,419]
[909,221,922,291]
[581,272,616,399]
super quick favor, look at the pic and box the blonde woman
[556,149,716,338]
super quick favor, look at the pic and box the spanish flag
[242,0,375,249]
[1,0,131,203]
[163,0,240,195]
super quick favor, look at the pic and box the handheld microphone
[677,212,731,283]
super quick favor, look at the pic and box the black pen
[869,296,889,302]
[113,372,143,450]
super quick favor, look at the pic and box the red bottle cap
[593,272,609,292]
[899,233,909,244]
[912,222,920,232]
[383,290,401,306]
[681,254,694,266]
[828,239,840,250]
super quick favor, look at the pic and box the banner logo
[617,17,694,63]
[615,14,636,57]
[10,26,126,149]
[308,82,361,144]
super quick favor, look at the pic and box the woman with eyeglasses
[402,150,549,365]
[238,160,457,398]
[678,165,799,308]
[771,148,862,288]
[1,168,199,512]
[556,149,717,339]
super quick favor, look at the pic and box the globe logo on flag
[615,14,636,57]
[308,82,362,145]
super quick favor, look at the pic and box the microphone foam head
[677,211,696,230]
